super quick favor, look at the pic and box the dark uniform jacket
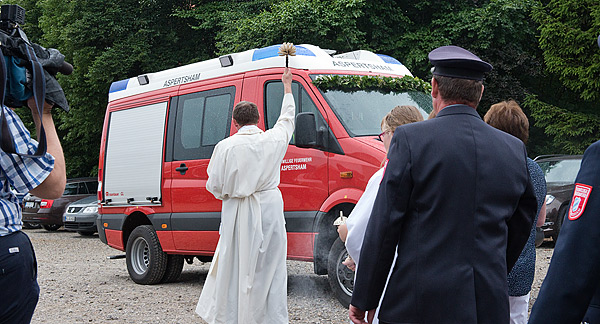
[351,105,537,324]
[529,140,600,324]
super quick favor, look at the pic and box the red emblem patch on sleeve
[568,183,593,220]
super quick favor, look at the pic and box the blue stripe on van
[252,45,316,61]
[377,54,403,65]
[109,79,129,93]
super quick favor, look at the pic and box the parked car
[22,177,98,231]
[535,155,583,241]
[63,195,99,236]
[11,188,40,229]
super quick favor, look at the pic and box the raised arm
[28,98,66,199]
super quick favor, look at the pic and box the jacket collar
[236,124,263,135]
[436,104,482,119]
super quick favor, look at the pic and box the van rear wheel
[327,238,354,308]
[126,225,167,284]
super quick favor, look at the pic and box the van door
[165,81,241,252]
[256,73,331,259]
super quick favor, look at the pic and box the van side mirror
[295,112,317,148]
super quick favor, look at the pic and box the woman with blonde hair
[337,105,424,324]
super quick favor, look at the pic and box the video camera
[0,4,71,111]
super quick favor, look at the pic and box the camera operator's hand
[27,97,66,199]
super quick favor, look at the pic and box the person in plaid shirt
[0,97,65,324]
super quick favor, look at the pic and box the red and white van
[97,44,432,306]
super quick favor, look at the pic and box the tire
[327,238,354,308]
[78,231,96,236]
[551,205,568,242]
[42,224,61,231]
[161,254,185,283]
[126,225,167,285]
[22,222,41,229]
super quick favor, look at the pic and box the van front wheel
[126,225,167,284]
[327,238,354,308]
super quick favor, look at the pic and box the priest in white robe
[196,68,294,324]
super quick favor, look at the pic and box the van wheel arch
[122,211,153,249]
[313,203,354,275]
[313,203,355,307]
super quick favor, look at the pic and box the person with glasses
[349,46,537,324]
[336,105,423,324]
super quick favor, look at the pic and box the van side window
[265,81,299,133]
[171,86,235,160]
[265,81,343,154]
[265,81,325,145]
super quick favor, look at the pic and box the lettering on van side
[105,192,124,197]
[332,60,392,71]
[163,73,202,87]
[281,157,312,171]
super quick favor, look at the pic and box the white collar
[237,124,263,134]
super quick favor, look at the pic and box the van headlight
[545,195,555,205]
[82,206,98,213]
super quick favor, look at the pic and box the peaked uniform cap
[429,45,492,81]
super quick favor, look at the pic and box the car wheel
[22,222,41,229]
[42,224,61,231]
[161,254,185,283]
[552,205,568,242]
[77,231,96,236]
[126,225,167,284]
[327,238,353,308]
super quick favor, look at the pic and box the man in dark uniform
[349,46,538,324]
[528,36,600,324]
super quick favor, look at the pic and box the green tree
[524,0,600,154]
[19,0,206,177]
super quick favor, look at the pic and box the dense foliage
[5,0,600,176]
[312,75,432,94]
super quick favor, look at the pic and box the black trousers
[0,231,39,324]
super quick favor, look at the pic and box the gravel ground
[24,228,555,324]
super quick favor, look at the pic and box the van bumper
[97,217,107,244]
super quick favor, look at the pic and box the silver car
[63,195,99,236]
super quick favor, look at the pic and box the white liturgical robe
[196,93,295,324]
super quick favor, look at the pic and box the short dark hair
[484,100,529,144]
[434,75,483,108]
[233,101,259,126]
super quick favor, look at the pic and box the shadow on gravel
[287,273,332,299]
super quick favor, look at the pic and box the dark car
[63,195,99,236]
[22,178,98,231]
[535,155,583,241]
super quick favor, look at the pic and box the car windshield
[537,159,582,184]
[313,75,433,137]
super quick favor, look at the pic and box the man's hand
[342,256,355,271]
[337,223,348,242]
[349,304,375,324]
[282,67,292,94]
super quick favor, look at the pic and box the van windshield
[313,75,433,137]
